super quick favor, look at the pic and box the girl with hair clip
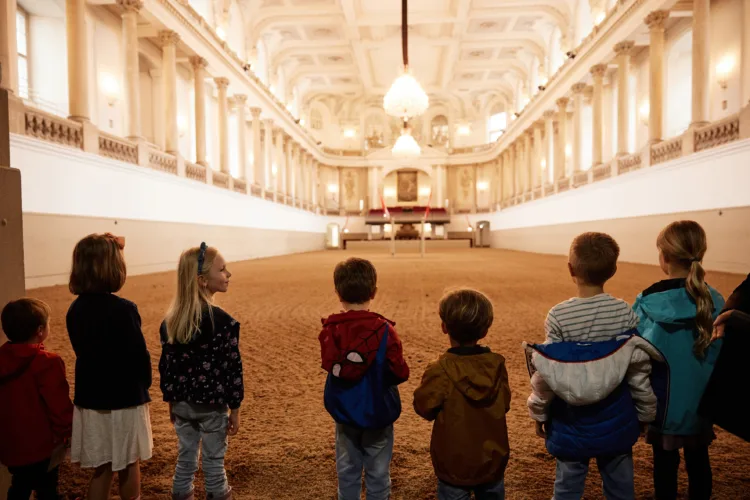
[633,221,725,500]
[159,243,243,500]
[66,233,153,500]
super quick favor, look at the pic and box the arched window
[488,105,507,143]
[310,108,323,130]
[430,115,449,147]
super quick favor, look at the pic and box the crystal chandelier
[384,0,429,119]
[391,121,421,159]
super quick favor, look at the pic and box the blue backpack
[323,323,402,429]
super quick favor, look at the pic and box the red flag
[380,193,390,219]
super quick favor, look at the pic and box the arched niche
[430,115,449,148]
[361,107,390,150]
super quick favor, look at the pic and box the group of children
[0,219,734,500]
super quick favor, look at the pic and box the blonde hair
[657,221,713,358]
[164,245,218,344]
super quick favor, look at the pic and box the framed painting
[397,171,418,202]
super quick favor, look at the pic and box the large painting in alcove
[397,171,418,202]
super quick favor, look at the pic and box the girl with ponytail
[633,221,725,500]
[158,244,244,500]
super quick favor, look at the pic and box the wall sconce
[327,184,338,193]
[100,73,120,106]
[271,164,278,175]
[565,144,572,158]
[716,55,734,90]
[177,115,188,137]
[541,158,547,170]
[299,117,306,126]
[456,123,471,136]
[477,181,489,192]
[384,187,396,197]
[639,101,650,126]
[467,226,473,232]
[359,199,364,211]
[418,187,431,196]
[343,127,356,138]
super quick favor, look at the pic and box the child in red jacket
[0,298,73,500]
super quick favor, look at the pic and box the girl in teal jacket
[633,220,724,500]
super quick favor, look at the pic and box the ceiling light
[391,124,421,159]
[383,0,429,119]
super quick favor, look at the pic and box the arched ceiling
[242,0,575,119]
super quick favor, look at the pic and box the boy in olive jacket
[414,289,511,500]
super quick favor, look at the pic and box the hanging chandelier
[391,120,421,159]
[383,0,429,119]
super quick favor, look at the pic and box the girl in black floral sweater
[159,243,243,500]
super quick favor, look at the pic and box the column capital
[189,56,208,70]
[543,110,556,119]
[250,107,262,118]
[572,82,587,94]
[234,94,248,104]
[117,0,144,13]
[644,10,669,30]
[583,85,594,101]
[556,97,570,109]
[263,118,274,127]
[613,40,635,55]
[214,77,230,90]
[533,119,546,130]
[590,63,608,78]
[159,30,181,47]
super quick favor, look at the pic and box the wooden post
[420,219,425,258]
[390,218,396,257]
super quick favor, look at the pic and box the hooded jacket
[633,278,725,436]
[0,343,74,467]
[525,334,663,460]
[413,346,510,487]
[320,311,409,429]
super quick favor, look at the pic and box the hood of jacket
[439,346,506,404]
[0,342,44,382]
[319,310,393,381]
[525,335,664,406]
[637,278,724,325]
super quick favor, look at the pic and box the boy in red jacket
[319,258,409,500]
[0,298,73,500]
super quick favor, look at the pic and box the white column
[571,83,586,172]
[275,129,285,199]
[436,165,445,208]
[532,122,543,189]
[556,97,569,179]
[691,0,710,126]
[290,143,298,203]
[646,10,668,143]
[743,0,750,105]
[614,41,634,156]
[312,160,319,208]
[66,0,89,120]
[263,119,273,193]
[0,0,18,94]
[234,94,247,180]
[508,144,516,198]
[369,166,379,209]
[543,110,555,185]
[189,57,207,166]
[160,30,181,154]
[119,0,142,139]
[250,107,262,186]
[215,77,229,174]
[149,69,165,149]
[591,64,606,166]
[523,132,532,192]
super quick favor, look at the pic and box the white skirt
[70,404,153,472]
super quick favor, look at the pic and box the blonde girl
[158,243,243,500]
[66,233,153,500]
[633,221,725,500]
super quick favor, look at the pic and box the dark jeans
[653,445,712,500]
[7,458,59,500]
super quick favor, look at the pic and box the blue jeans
[172,402,230,498]
[335,423,393,500]
[554,453,634,500]
[438,479,505,500]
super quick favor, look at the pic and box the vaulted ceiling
[243,0,576,119]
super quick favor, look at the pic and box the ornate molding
[117,0,144,12]
[572,82,587,94]
[234,94,248,104]
[159,30,181,46]
[556,97,570,109]
[214,77,230,89]
[590,63,608,78]
[613,40,635,55]
[543,110,556,119]
[250,107,262,118]
[189,56,208,70]
[644,10,669,30]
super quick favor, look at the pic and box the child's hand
[227,409,240,436]
[712,310,733,341]
[535,421,547,439]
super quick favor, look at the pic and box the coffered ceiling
[243,0,574,118]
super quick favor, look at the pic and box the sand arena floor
[31,247,750,499]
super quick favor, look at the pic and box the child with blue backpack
[525,232,663,500]
[319,258,409,500]
[633,221,725,500]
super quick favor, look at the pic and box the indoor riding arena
[2,0,750,498]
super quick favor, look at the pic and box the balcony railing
[148,149,178,175]
[99,133,138,164]
[24,107,82,149]
[695,115,740,153]
[651,137,683,165]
